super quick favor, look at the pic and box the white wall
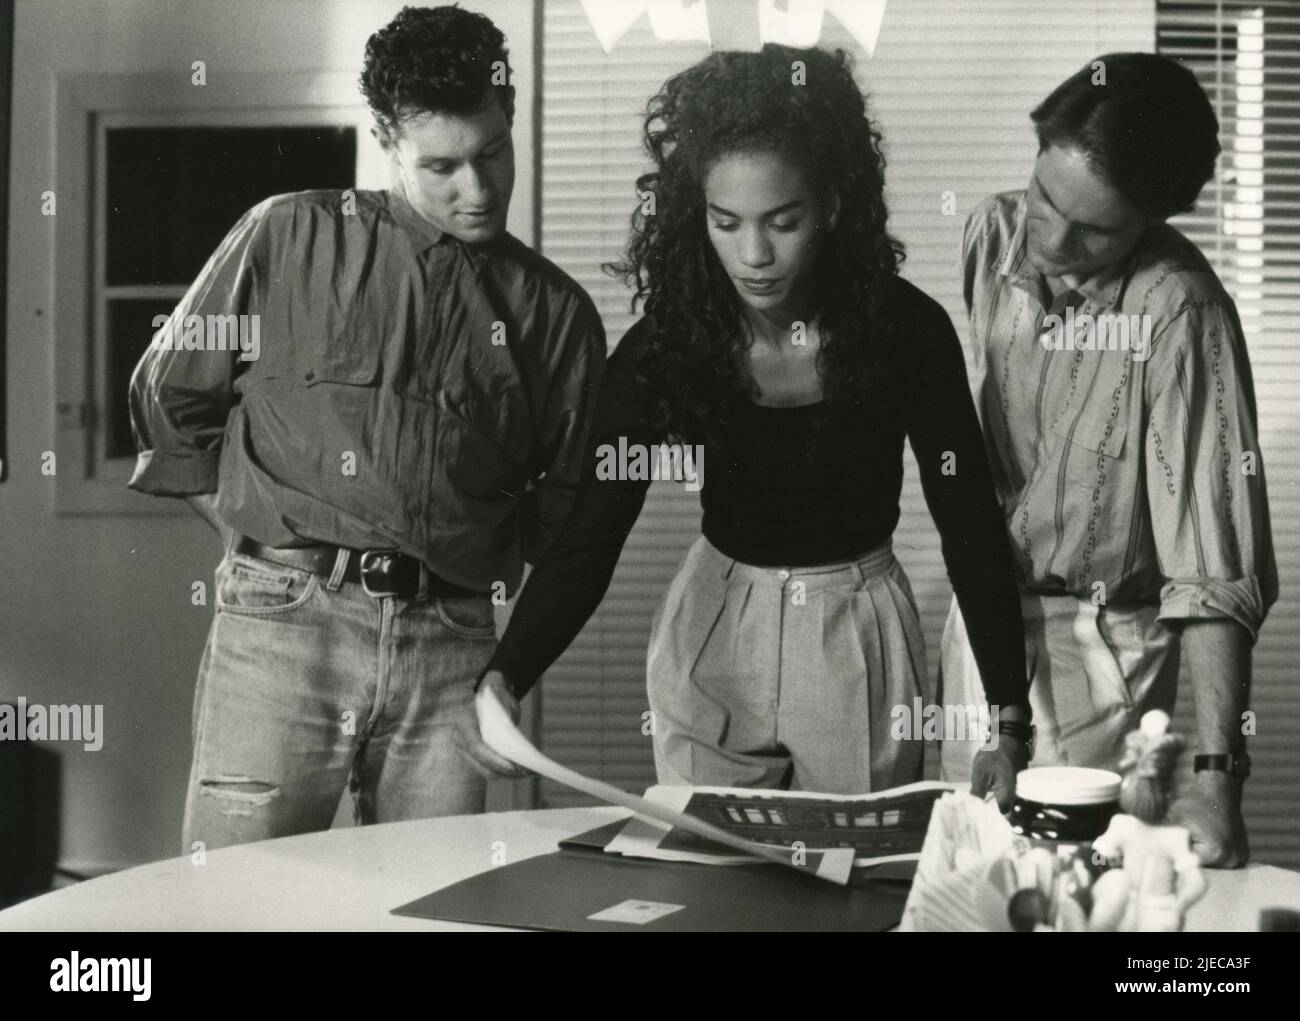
[1,0,536,873]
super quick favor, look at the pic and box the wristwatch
[1193,752,1251,782]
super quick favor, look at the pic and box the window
[102,124,357,461]
[53,72,383,514]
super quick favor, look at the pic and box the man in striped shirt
[941,53,1277,867]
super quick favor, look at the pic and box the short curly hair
[360,5,514,136]
[1032,52,1219,221]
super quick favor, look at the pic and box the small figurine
[1090,815,1206,931]
[996,709,1208,932]
[1088,709,1207,931]
[1117,709,1186,823]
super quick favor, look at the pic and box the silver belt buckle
[358,548,401,598]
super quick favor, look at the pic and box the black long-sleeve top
[486,275,1029,712]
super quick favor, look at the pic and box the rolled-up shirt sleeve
[1145,295,1278,639]
[127,202,268,497]
[519,295,607,563]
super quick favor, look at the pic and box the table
[2,807,1298,931]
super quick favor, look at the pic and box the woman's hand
[969,736,1029,811]
[453,671,531,779]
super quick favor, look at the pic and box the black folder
[392,822,911,931]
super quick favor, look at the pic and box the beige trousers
[938,591,1180,780]
[646,536,929,794]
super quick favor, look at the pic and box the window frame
[53,71,383,515]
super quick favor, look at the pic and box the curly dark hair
[1032,52,1219,221]
[613,45,905,442]
[360,5,514,136]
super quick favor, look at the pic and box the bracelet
[987,718,1035,761]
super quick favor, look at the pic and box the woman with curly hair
[474,45,1031,801]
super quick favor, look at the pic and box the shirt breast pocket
[251,322,381,390]
[301,346,380,388]
[246,329,383,468]
[1049,407,1129,492]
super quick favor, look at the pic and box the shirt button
[304,370,315,381]
[777,569,791,581]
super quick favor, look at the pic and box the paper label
[587,899,685,925]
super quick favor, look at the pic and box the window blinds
[1157,0,1300,868]
[536,0,708,804]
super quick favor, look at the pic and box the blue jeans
[182,549,496,851]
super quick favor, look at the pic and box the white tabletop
[2,806,1298,931]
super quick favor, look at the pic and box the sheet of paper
[476,686,855,885]
[607,783,958,868]
[608,813,751,865]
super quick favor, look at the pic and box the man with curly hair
[128,6,604,849]
[940,53,1277,867]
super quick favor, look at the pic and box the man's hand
[970,736,1029,811]
[452,671,530,780]
[1168,772,1249,868]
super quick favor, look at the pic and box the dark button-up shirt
[964,191,1277,637]
[129,188,605,594]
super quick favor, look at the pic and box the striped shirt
[962,191,1277,638]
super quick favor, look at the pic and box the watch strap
[1194,752,1250,780]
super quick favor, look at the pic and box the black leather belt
[232,536,480,600]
